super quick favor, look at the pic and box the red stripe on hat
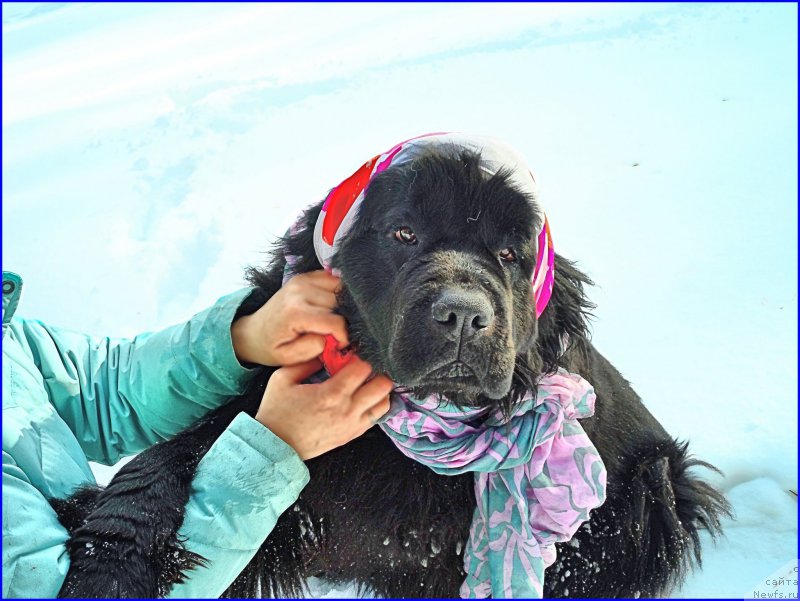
[322,155,380,246]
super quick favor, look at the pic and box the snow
[2,2,796,598]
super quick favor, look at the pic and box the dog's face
[334,150,543,407]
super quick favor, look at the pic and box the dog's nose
[431,290,494,341]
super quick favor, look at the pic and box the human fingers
[303,289,338,310]
[361,393,392,426]
[294,309,349,348]
[273,358,324,385]
[351,375,394,414]
[294,270,341,292]
[279,334,326,365]
[321,358,374,399]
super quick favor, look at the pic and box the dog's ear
[240,201,325,316]
[535,254,595,371]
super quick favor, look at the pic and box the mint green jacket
[2,271,310,598]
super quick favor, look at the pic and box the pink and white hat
[313,133,555,318]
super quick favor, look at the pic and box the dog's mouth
[402,360,487,401]
[425,361,477,380]
[392,359,481,388]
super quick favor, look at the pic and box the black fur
[51,150,730,598]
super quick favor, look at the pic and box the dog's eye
[395,227,418,245]
[499,248,517,263]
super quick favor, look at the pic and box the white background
[3,2,797,597]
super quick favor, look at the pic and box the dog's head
[334,149,543,407]
[252,146,593,414]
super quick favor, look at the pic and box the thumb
[278,358,324,383]
[279,334,326,366]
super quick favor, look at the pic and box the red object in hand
[321,334,357,375]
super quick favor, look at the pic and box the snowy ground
[2,2,797,598]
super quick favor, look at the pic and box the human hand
[256,357,393,460]
[231,271,348,367]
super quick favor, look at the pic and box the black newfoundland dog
[51,137,729,598]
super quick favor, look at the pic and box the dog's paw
[157,537,209,595]
[58,475,206,597]
[60,537,160,598]
[60,524,207,598]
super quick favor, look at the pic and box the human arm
[18,271,348,466]
[15,287,263,466]
[5,268,389,597]
[166,358,393,598]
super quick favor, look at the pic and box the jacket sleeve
[1,416,309,599]
[2,451,71,598]
[16,288,264,466]
[167,412,310,598]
